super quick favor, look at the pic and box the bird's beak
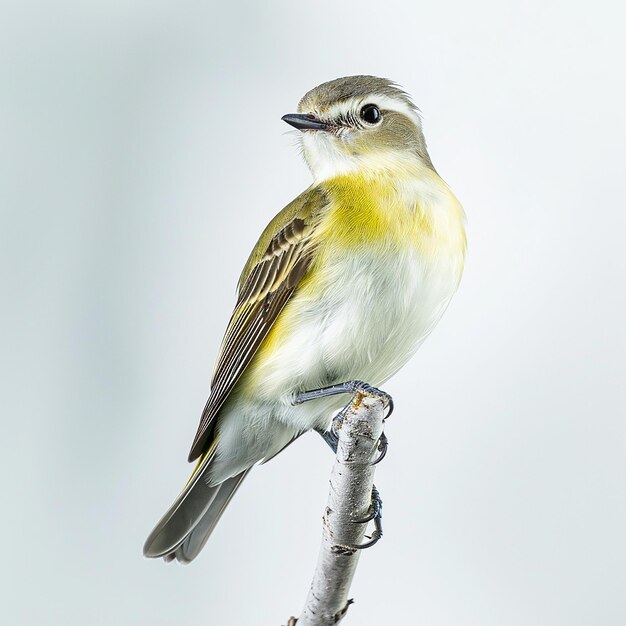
[281,113,330,132]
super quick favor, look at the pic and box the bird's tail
[143,443,249,564]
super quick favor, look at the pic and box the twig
[286,392,385,626]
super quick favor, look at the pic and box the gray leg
[319,428,339,453]
[315,405,349,454]
[294,379,394,419]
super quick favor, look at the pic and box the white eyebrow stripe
[322,94,422,129]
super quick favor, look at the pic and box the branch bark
[286,392,385,626]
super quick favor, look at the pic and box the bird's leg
[315,404,350,454]
[317,418,340,454]
[294,379,394,419]
[302,381,390,550]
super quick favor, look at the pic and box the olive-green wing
[187,187,327,462]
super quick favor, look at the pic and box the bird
[143,75,466,563]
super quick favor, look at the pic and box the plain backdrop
[1,1,625,624]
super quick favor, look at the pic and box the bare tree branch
[286,392,386,626]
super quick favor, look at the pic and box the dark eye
[360,104,381,124]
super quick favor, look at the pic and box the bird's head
[282,75,433,182]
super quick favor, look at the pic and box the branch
[286,392,385,626]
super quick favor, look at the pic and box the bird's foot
[351,484,383,549]
[312,382,389,465]
[373,431,388,465]
[347,381,394,420]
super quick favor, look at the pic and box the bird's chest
[247,177,465,403]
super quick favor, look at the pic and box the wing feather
[187,194,325,462]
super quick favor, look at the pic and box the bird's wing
[187,186,327,461]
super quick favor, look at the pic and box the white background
[1,1,625,624]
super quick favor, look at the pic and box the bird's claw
[384,395,394,420]
[373,431,388,465]
[353,527,383,550]
[348,381,393,418]
[350,485,383,549]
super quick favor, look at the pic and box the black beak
[281,113,330,131]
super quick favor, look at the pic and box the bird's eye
[359,104,381,125]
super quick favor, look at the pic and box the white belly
[208,244,462,483]
[282,245,462,391]
[314,247,461,386]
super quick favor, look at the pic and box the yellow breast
[316,165,466,265]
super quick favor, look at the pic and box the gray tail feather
[169,469,250,564]
[143,447,250,563]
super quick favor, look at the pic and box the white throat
[301,132,425,184]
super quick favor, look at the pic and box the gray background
[2,1,625,624]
